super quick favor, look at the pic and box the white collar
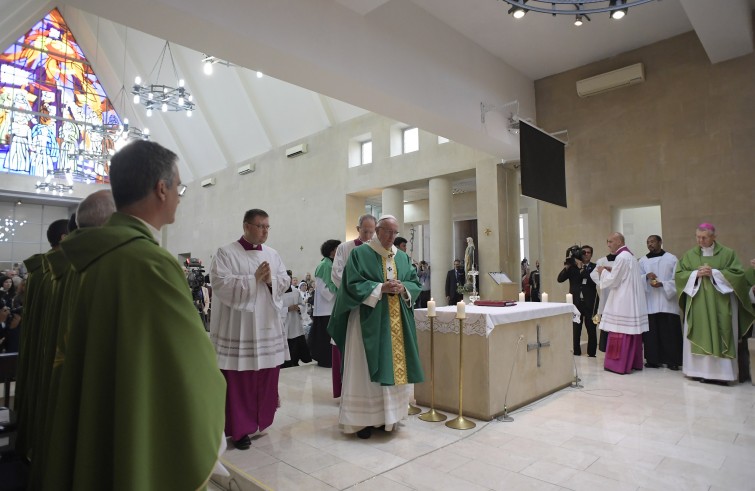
[368,238,396,259]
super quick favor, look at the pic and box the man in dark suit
[558,245,598,356]
[445,259,465,305]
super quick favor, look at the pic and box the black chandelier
[500,0,656,24]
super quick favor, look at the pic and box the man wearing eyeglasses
[209,208,289,450]
[44,140,226,490]
[327,215,424,439]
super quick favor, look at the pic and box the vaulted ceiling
[1,0,752,189]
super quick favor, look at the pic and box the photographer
[558,245,598,357]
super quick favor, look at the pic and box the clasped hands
[382,279,404,295]
[697,264,713,277]
[255,261,273,286]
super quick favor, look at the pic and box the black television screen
[519,121,567,208]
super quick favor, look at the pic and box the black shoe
[644,363,660,368]
[233,435,251,450]
[356,427,372,439]
[667,365,680,371]
[588,354,596,358]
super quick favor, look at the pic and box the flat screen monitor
[519,121,567,208]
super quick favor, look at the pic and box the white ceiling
[0,0,752,205]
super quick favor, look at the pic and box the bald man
[595,232,649,375]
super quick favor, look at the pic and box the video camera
[185,257,208,290]
[185,258,210,331]
[564,245,586,267]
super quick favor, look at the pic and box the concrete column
[502,164,520,286]
[381,187,404,232]
[344,194,364,241]
[429,177,452,305]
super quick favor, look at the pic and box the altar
[414,303,578,421]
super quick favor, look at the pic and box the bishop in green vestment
[328,215,423,439]
[675,224,755,382]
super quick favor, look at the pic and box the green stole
[327,241,424,386]
[675,242,755,358]
[314,256,337,294]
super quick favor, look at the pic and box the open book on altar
[488,272,513,284]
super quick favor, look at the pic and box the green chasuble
[327,242,424,386]
[15,253,48,459]
[43,213,226,491]
[675,242,755,358]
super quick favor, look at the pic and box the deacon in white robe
[330,213,377,397]
[638,235,682,370]
[596,232,649,374]
[332,213,377,288]
[209,209,288,450]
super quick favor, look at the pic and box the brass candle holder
[419,315,447,422]
[408,403,421,415]
[446,317,476,430]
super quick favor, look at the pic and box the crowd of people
[4,138,753,488]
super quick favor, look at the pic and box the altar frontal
[414,303,577,420]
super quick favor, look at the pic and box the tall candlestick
[565,293,573,304]
[542,292,549,303]
[518,291,526,302]
[427,298,436,317]
[456,300,466,319]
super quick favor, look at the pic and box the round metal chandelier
[500,0,656,23]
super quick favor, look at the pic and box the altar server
[638,235,683,370]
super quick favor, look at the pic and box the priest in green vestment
[42,141,226,490]
[15,219,68,461]
[675,223,755,383]
[328,215,424,439]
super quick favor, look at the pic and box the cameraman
[558,245,598,357]
[0,304,22,352]
[416,261,431,308]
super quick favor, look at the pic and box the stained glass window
[0,8,120,183]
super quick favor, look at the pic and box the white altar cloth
[415,302,580,337]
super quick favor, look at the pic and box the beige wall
[535,31,755,299]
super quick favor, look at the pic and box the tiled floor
[212,355,755,490]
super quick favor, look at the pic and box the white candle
[456,300,466,319]
[427,298,436,316]
[542,292,549,303]
[566,293,573,304]
[518,291,526,302]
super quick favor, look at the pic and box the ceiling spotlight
[203,59,213,75]
[256,71,264,79]
[508,0,528,19]
[610,0,627,19]
[574,15,583,26]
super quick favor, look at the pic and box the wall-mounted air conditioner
[285,143,308,158]
[237,163,255,175]
[200,177,216,187]
[576,63,645,98]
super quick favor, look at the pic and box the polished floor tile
[211,355,755,490]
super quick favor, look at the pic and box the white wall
[166,112,497,279]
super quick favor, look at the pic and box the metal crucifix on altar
[527,324,551,367]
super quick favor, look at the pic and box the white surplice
[209,241,289,370]
[332,239,360,288]
[596,249,649,334]
[591,256,615,316]
[638,252,681,315]
[280,289,305,339]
